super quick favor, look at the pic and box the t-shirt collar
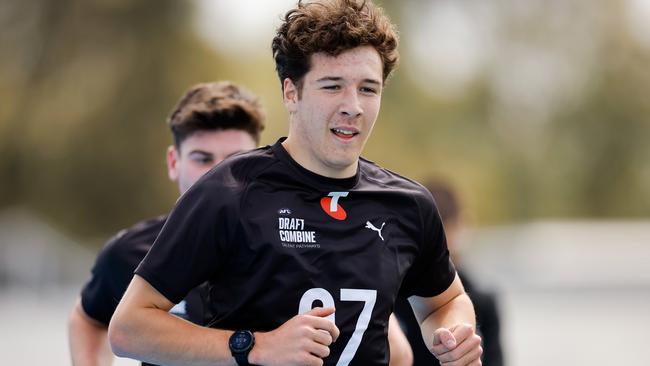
[271,137,360,190]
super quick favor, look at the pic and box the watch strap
[233,351,250,366]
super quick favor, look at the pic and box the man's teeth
[332,128,355,135]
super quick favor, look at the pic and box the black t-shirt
[80,216,207,364]
[81,216,206,325]
[136,138,456,366]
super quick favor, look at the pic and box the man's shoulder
[107,215,166,250]
[174,145,280,216]
[96,215,166,269]
[202,145,278,185]
[358,157,432,198]
[81,216,166,325]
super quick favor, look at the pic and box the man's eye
[360,87,377,94]
[323,85,341,90]
[193,157,213,165]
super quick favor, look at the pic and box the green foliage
[1,0,648,244]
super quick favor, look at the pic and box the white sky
[626,0,650,48]
[193,0,296,56]
[403,0,494,99]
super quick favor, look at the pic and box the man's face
[282,45,383,178]
[167,129,257,194]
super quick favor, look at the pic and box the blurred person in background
[67,81,265,366]
[394,179,504,366]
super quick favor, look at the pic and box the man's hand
[249,307,340,366]
[430,323,482,366]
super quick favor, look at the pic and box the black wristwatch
[229,330,255,365]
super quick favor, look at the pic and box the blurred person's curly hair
[168,81,265,147]
[272,0,399,93]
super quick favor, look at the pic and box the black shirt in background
[80,216,206,366]
[394,270,504,366]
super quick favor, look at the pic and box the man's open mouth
[331,128,359,139]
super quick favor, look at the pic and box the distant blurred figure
[394,179,504,366]
[67,81,265,366]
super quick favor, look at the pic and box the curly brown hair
[272,0,399,92]
[167,81,265,147]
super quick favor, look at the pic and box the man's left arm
[408,273,483,365]
[387,313,413,366]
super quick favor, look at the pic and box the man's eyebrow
[188,150,214,157]
[316,76,343,83]
[362,78,382,86]
[315,76,381,85]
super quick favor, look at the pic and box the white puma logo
[365,221,386,241]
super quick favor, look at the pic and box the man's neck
[281,138,357,179]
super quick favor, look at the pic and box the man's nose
[339,88,363,118]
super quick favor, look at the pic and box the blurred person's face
[443,217,467,263]
[282,46,383,178]
[167,129,257,194]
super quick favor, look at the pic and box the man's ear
[283,78,299,114]
[166,145,179,182]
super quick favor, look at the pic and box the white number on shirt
[298,288,378,366]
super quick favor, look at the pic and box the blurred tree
[371,0,650,223]
[0,0,648,245]
[0,0,235,240]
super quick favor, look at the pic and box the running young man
[109,1,482,365]
[68,81,265,366]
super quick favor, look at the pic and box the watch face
[230,331,253,352]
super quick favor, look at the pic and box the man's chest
[208,186,426,365]
[228,187,422,290]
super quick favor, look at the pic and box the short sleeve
[135,177,236,304]
[80,233,135,325]
[399,189,456,298]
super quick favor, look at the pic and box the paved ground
[1,220,648,365]
[3,286,648,365]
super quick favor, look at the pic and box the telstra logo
[320,192,349,220]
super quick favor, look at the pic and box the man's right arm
[68,298,113,366]
[109,275,340,366]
